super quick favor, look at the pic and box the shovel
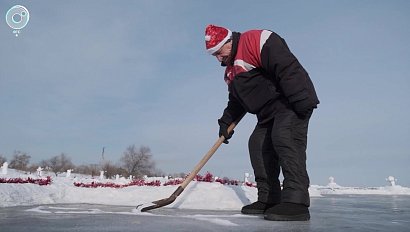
[136,114,245,212]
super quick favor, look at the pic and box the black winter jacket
[219,30,319,125]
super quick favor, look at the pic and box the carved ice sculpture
[1,162,8,175]
[37,166,43,177]
[386,176,396,186]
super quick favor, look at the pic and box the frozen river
[0,195,409,232]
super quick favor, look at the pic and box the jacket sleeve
[219,93,246,125]
[260,32,319,115]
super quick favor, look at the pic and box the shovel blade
[136,186,184,212]
[139,196,177,212]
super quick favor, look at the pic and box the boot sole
[241,209,265,215]
[264,213,310,221]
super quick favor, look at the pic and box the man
[205,24,319,221]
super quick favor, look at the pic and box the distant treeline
[0,145,177,179]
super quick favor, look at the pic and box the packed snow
[1,168,410,209]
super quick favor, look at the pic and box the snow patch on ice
[26,206,52,214]
[193,217,238,226]
[54,208,105,214]
[47,206,81,210]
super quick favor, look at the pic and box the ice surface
[1,168,410,231]
[1,197,409,232]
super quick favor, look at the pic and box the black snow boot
[241,201,276,215]
[264,203,310,221]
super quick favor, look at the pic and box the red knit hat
[205,24,232,55]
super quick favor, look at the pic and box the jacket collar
[221,31,241,67]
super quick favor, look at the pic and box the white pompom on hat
[205,24,232,55]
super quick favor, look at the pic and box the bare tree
[75,164,89,175]
[120,145,156,178]
[101,161,121,179]
[151,168,165,177]
[169,172,187,179]
[88,163,100,177]
[75,163,101,177]
[0,154,7,165]
[27,164,40,173]
[9,151,31,171]
[41,153,75,176]
[39,159,50,169]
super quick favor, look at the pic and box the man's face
[212,41,232,65]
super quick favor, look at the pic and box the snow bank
[313,185,410,195]
[1,169,409,209]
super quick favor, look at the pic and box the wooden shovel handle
[180,113,246,189]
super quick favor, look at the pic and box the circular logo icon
[6,5,30,30]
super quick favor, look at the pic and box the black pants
[248,108,311,207]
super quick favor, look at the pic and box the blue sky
[1,1,409,187]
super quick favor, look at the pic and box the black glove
[218,120,234,144]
